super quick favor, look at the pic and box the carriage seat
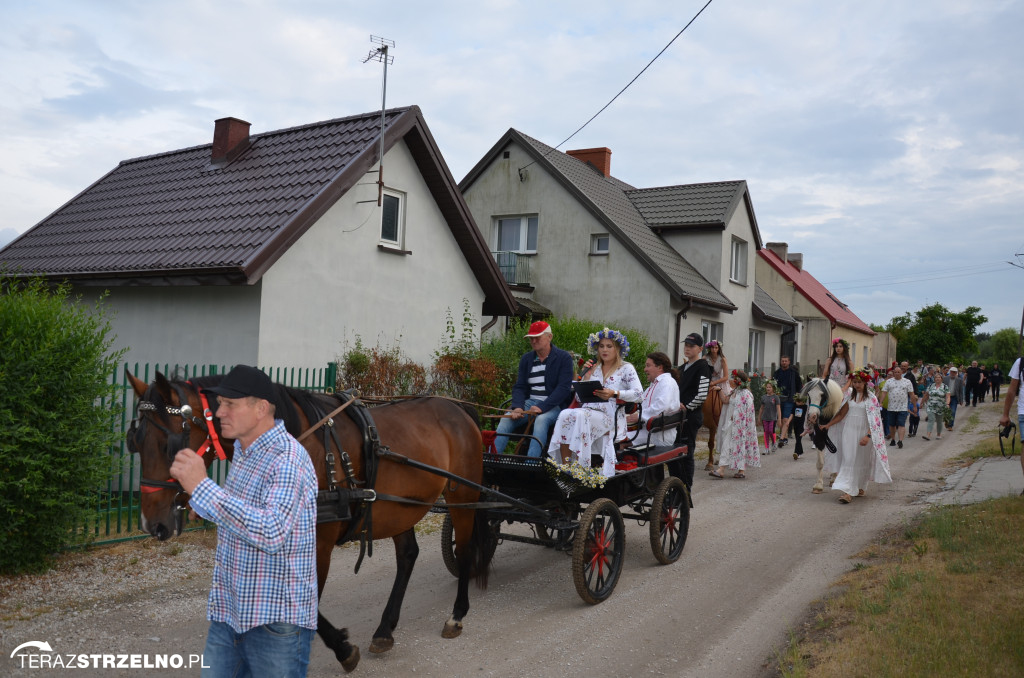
[618,410,687,466]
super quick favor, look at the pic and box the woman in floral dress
[546,328,642,477]
[819,370,892,503]
[821,337,853,391]
[920,377,951,440]
[708,370,760,479]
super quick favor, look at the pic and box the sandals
[732,472,746,479]
[857,489,865,497]
[838,494,852,504]
[708,470,724,479]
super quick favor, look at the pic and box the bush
[431,300,508,409]
[336,335,427,397]
[0,277,125,573]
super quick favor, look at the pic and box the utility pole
[362,35,395,207]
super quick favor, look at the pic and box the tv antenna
[363,35,395,206]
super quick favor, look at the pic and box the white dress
[833,395,892,496]
[546,362,643,476]
[631,372,680,447]
[822,392,849,476]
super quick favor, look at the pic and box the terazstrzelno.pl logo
[10,640,208,670]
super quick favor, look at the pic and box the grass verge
[776,497,1024,677]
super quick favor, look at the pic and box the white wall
[258,139,486,369]
[75,284,261,370]
[462,141,676,355]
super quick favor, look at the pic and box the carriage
[438,410,692,604]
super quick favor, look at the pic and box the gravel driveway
[2,403,1004,677]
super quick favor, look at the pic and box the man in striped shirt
[673,332,712,490]
[493,321,574,458]
[170,365,318,678]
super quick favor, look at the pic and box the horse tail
[468,507,495,589]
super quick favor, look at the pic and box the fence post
[325,362,338,393]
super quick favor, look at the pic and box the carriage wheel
[440,513,499,578]
[440,513,460,578]
[649,476,689,564]
[572,498,625,604]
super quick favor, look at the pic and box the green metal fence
[88,362,337,545]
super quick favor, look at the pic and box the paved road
[6,401,1016,678]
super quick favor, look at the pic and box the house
[459,130,796,369]
[757,242,876,372]
[0,107,516,369]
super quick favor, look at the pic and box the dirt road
[3,403,1005,678]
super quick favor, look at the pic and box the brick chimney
[566,147,612,177]
[212,117,251,163]
[765,241,788,262]
[787,253,804,271]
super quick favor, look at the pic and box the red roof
[758,248,875,335]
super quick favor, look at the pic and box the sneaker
[771,442,777,454]
[779,438,789,447]
[889,439,897,447]
[897,440,903,449]
[922,436,930,440]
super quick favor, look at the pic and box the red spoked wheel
[649,476,689,564]
[571,498,625,604]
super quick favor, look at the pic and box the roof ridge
[118,106,416,167]
[624,179,745,194]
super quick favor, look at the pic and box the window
[863,346,868,368]
[851,343,857,369]
[748,329,765,373]
[701,321,724,345]
[380,190,405,246]
[591,233,609,255]
[495,215,538,254]
[730,237,748,284]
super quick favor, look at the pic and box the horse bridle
[805,378,831,414]
[132,382,228,506]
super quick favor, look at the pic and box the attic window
[380,190,405,247]
[591,234,609,255]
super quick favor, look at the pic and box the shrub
[431,300,508,409]
[336,335,427,397]
[0,277,125,573]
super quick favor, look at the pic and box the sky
[1,0,1022,334]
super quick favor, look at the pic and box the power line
[822,260,1006,286]
[827,266,1010,291]
[519,0,716,174]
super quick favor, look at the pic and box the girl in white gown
[547,328,642,477]
[819,370,892,503]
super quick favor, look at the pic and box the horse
[126,370,495,673]
[798,378,844,494]
[701,388,724,470]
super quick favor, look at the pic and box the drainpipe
[673,298,693,365]
[481,315,499,334]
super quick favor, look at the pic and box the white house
[0,107,516,370]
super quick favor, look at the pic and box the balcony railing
[492,251,531,286]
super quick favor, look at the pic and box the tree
[888,304,987,364]
[0,277,125,573]
[990,327,1023,367]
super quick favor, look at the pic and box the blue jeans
[949,396,959,428]
[493,398,561,458]
[203,621,315,678]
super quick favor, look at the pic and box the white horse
[800,378,844,494]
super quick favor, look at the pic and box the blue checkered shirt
[190,420,318,633]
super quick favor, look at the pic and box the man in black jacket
[774,355,802,446]
[990,363,1004,401]
[673,332,712,490]
[966,361,983,406]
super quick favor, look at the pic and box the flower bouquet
[544,456,608,494]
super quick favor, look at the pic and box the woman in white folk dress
[626,351,680,447]
[547,328,642,477]
[819,370,892,504]
[708,370,760,479]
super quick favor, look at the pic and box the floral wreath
[831,337,850,351]
[730,369,750,389]
[850,369,874,385]
[762,377,779,393]
[587,327,630,358]
[705,340,721,353]
[544,457,608,489]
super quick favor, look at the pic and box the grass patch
[777,496,1024,677]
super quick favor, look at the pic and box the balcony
[492,251,531,287]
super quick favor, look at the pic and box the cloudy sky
[2,0,1021,333]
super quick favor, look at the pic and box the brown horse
[701,388,724,470]
[126,371,494,673]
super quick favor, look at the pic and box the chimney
[212,117,251,163]
[566,147,612,177]
[765,241,788,262]
[787,253,804,271]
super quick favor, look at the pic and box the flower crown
[587,327,630,358]
[730,369,750,388]
[832,337,847,346]
[705,340,721,351]
[850,369,873,384]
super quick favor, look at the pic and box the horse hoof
[341,645,360,673]
[811,488,823,494]
[442,620,463,639]
[369,637,394,654]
